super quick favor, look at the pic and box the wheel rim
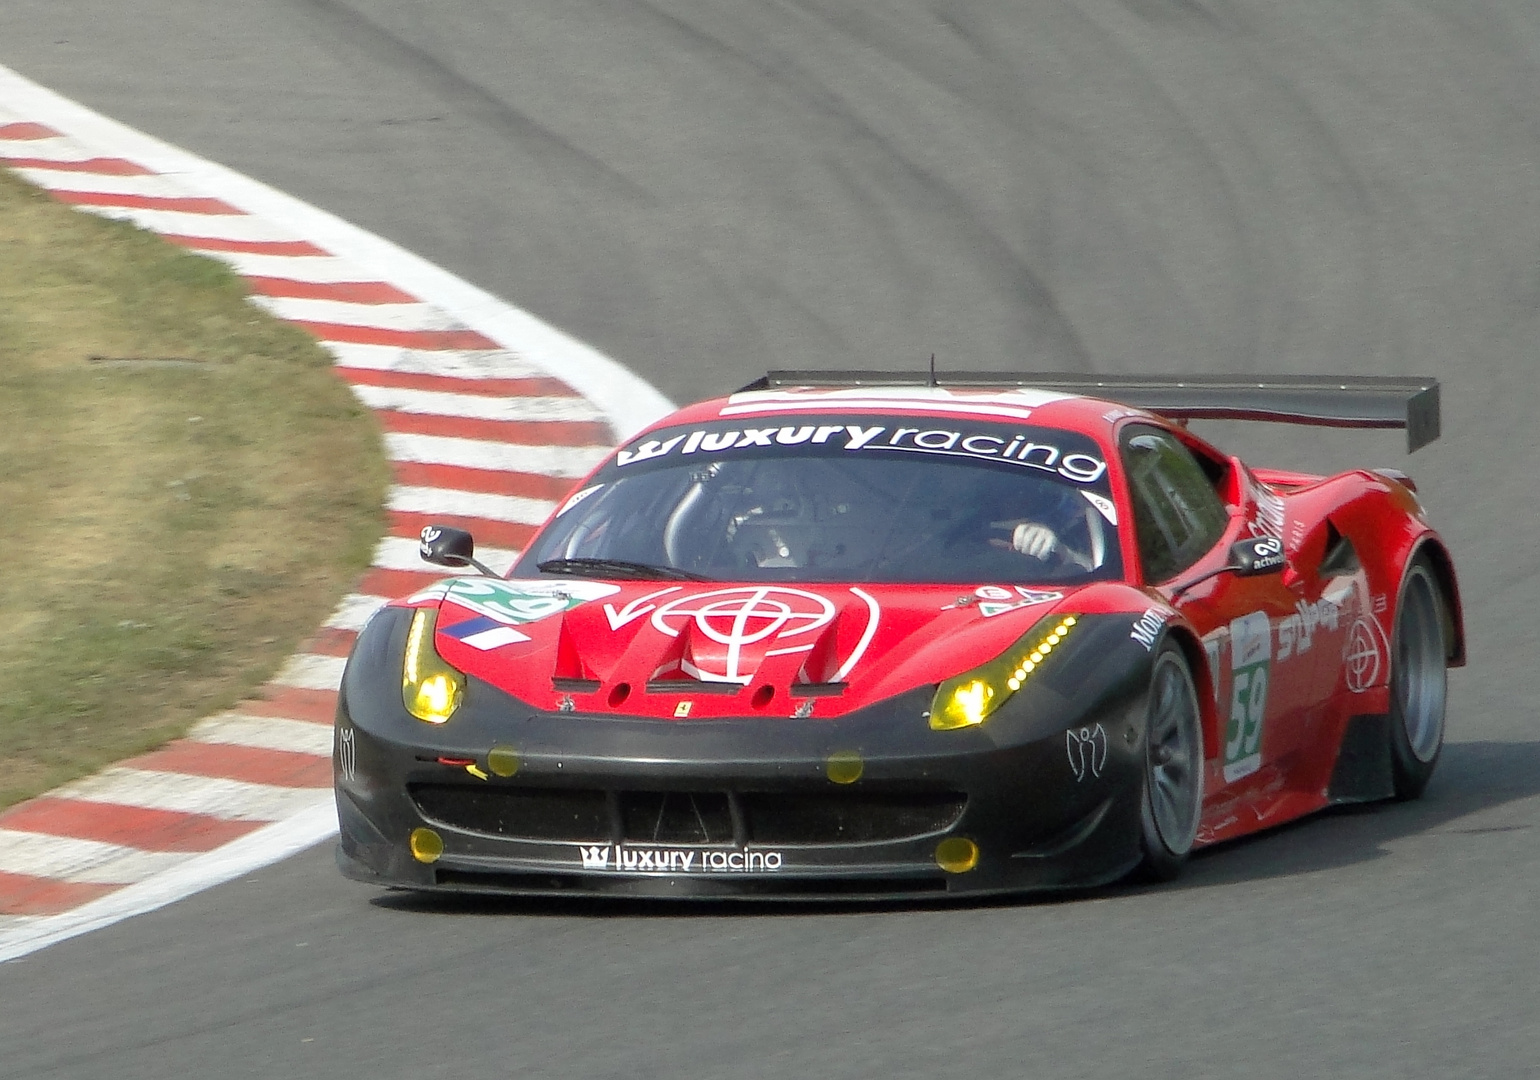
[1395,568,1446,763]
[1147,653,1203,856]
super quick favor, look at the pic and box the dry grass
[0,168,389,808]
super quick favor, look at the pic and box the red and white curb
[0,64,671,962]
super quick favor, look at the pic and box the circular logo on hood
[651,587,838,683]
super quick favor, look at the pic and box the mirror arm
[1170,564,1237,602]
[466,557,500,578]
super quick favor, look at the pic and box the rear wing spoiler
[739,371,1441,452]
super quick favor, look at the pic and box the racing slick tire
[1388,556,1448,800]
[1135,641,1204,881]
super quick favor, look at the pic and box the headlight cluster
[929,614,1079,730]
[402,608,465,724]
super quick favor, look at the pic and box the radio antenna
[928,353,937,387]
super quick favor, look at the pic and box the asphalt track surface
[1,2,1537,1076]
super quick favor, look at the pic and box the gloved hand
[1011,522,1059,560]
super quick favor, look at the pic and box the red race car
[334,372,1462,899]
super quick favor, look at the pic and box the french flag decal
[441,615,531,651]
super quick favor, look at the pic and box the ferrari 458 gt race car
[334,371,1463,900]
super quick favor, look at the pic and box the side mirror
[1229,535,1285,577]
[419,525,497,576]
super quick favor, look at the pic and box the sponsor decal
[1276,596,1340,661]
[442,577,620,626]
[558,695,576,713]
[556,484,603,517]
[973,584,1064,618]
[648,586,879,684]
[673,701,693,718]
[1130,607,1171,651]
[613,423,1108,484]
[1244,536,1285,573]
[418,525,444,559]
[791,699,816,719]
[575,844,785,873]
[603,585,684,630]
[1081,489,1118,524]
[1101,406,1149,424]
[1344,616,1389,693]
[1066,724,1108,781]
[1224,611,1272,782]
[336,726,356,782]
[1248,481,1286,540]
[440,615,532,651]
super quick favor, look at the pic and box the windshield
[515,415,1123,585]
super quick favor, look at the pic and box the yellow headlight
[929,614,1079,730]
[402,608,465,724]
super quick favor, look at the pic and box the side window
[1121,426,1230,582]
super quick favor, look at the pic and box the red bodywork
[406,388,1464,852]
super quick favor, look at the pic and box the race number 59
[1224,612,1272,783]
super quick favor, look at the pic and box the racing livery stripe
[0,69,668,955]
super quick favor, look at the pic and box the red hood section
[418,577,1088,719]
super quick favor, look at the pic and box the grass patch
[0,168,389,809]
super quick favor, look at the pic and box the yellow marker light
[934,837,980,873]
[402,608,465,724]
[826,750,864,785]
[410,827,444,863]
[488,746,520,777]
[929,615,1082,730]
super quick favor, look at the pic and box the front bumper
[335,608,1153,901]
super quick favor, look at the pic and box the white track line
[10,168,189,197]
[80,205,302,242]
[188,714,335,756]
[327,342,548,381]
[273,654,347,692]
[351,384,601,422]
[387,485,555,525]
[324,594,392,632]
[0,136,107,162]
[383,432,609,476]
[249,295,467,331]
[0,831,189,885]
[57,769,331,823]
